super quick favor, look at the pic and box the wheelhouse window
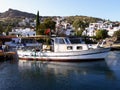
[65,38,70,44]
[58,39,65,44]
[55,38,65,44]
[69,38,82,44]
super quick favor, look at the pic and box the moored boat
[0,41,16,60]
[5,37,40,48]
[17,36,111,62]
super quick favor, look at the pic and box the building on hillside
[108,26,120,36]
[9,28,36,37]
[85,21,120,37]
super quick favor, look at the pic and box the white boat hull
[17,48,110,62]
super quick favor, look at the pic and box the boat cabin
[47,37,88,52]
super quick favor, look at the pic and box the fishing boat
[17,36,111,62]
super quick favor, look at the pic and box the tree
[73,19,81,30]
[37,18,56,35]
[37,23,46,35]
[76,29,84,36]
[36,11,40,32]
[44,18,56,30]
[0,23,3,34]
[65,16,74,24]
[73,19,89,36]
[96,29,108,40]
[4,25,12,35]
[113,29,120,38]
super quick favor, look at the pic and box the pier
[110,44,120,51]
[0,51,16,61]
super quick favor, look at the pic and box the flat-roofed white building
[9,28,36,37]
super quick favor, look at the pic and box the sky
[0,0,120,21]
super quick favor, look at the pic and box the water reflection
[106,51,120,67]
[18,60,115,80]
[0,51,120,90]
[105,51,120,82]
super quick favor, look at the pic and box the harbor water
[0,51,120,90]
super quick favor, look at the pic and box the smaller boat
[0,43,16,60]
[5,37,40,48]
[0,51,16,60]
[17,36,111,62]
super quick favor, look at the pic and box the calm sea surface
[0,51,120,90]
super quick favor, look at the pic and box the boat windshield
[69,38,82,44]
[64,38,70,44]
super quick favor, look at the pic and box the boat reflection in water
[106,51,120,66]
[18,60,115,79]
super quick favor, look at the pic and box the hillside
[0,8,105,25]
[0,8,36,18]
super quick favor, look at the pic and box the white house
[108,26,120,36]
[9,28,36,37]
[85,21,120,37]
